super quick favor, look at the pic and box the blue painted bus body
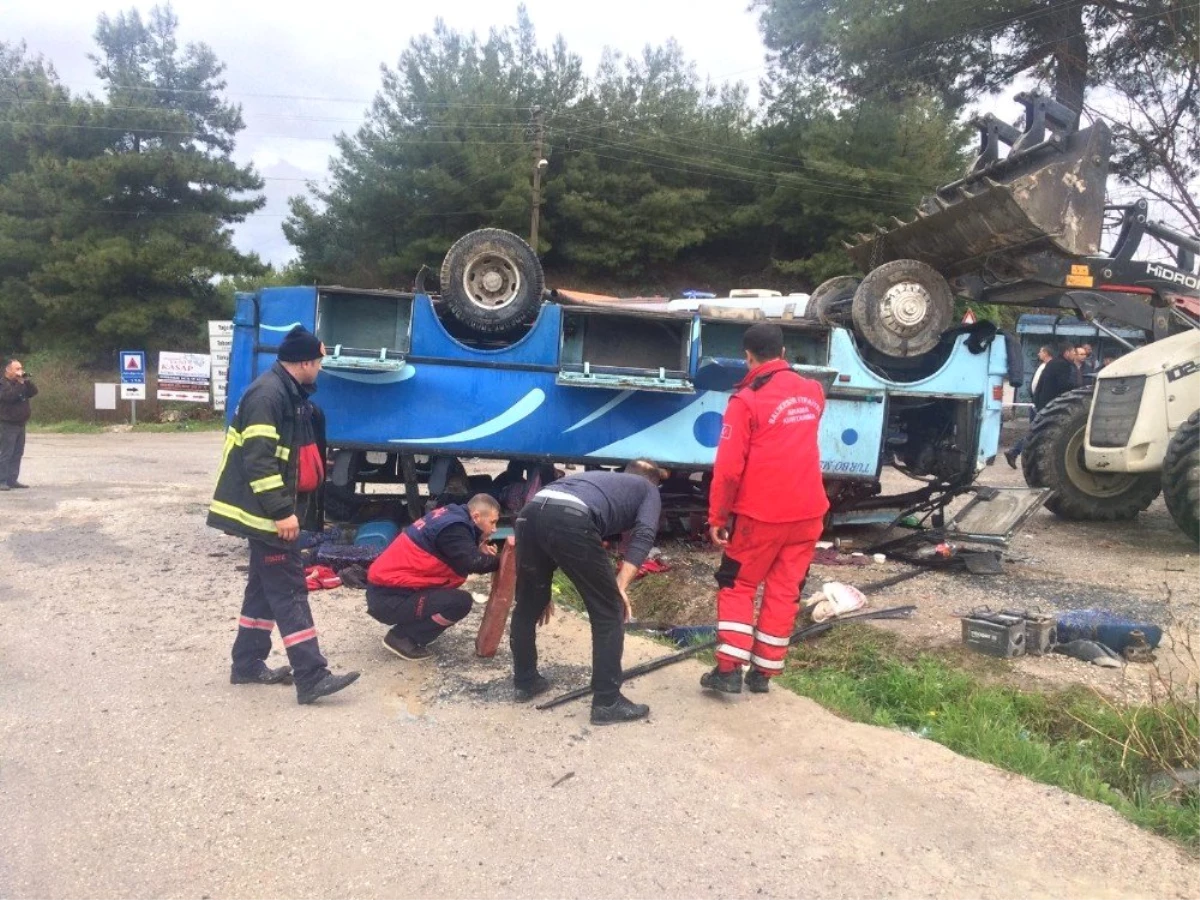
[228,286,1007,512]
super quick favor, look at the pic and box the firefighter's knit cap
[277,325,324,362]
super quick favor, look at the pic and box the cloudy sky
[7,0,771,266]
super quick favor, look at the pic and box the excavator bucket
[848,94,1111,278]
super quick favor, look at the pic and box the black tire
[439,228,544,338]
[1162,410,1200,543]
[808,276,859,325]
[850,259,954,358]
[1022,388,1161,521]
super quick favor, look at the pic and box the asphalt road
[1,433,1196,899]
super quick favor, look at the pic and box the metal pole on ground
[536,576,926,712]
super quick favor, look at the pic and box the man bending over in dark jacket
[366,494,502,661]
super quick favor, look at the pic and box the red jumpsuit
[708,358,829,677]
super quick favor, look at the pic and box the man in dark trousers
[207,325,359,705]
[0,359,37,490]
[366,494,502,660]
[703,322,829,695]
[1005,344,1053,468]
[1032,342,1080,412]
[510,460,664,725]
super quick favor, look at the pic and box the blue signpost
[119,350,146,425]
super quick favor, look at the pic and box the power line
[551,110,939,189]
[555,127,918,200]
[0,119,532,144]
[0,76,537,110]
[0,97,531,130]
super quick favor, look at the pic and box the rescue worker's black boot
[297,670,360,705]
[700,665,743,694]
[590,692,649,725]
[745,668,771,693]
[514,673,551,703]
[231,664,293,685]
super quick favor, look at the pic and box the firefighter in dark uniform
[208,325,360,705]
[366,494,502,660]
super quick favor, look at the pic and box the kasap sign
[157,351,212,403]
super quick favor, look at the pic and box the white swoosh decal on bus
[323,365,416,384]
[392,389,546,445]
[563,391,634,433]
[260,321,303,333]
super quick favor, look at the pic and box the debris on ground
[1054,639,1125,668]
[304,564,342,591]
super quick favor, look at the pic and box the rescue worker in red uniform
[702,322,829,694]
[366,494,501,660]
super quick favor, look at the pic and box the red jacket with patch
[368,505,480,590]
[708,358,829,526]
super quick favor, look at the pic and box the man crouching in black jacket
[365,495,501,661]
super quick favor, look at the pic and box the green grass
[551,572,586,614]
[778,626,1200,846]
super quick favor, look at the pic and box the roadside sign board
[208,320,232,411]
[157,351,211,403]
[120,384,147,400]
[120,351,146,384]
[94,383,117,411]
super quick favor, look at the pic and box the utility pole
[529,105,546,250]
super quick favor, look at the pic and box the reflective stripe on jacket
[206,362,320,547]
[708,358,829,526]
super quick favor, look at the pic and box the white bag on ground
[809,581,868,623]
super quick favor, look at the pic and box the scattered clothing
[304,565,342,591]
[1054,639,1123,668]
[635,557,671,579]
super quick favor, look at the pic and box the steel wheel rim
[463,252,521,310]
[879,282,931,336]
[1064,426,1142,498]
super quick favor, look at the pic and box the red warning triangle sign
[961,309,977,325]
[125,356,141,370]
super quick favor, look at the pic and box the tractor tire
[1022,388,1161,521]
[439,228,544,339]
[850,259,954,358]
[808,276,859,326]
[1162,410,1200,543]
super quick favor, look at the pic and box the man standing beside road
[509,460,664,724]
[0,359,37,491]
[1033,342,1081,412]
[207,325,359,705]
[366,495,501,661]
[703,322,828,695]
[1005,344,1053,468]
[1078,342,1100,379]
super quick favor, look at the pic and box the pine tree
[0,5,266,358]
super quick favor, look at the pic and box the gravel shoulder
[1,433,1197,899]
